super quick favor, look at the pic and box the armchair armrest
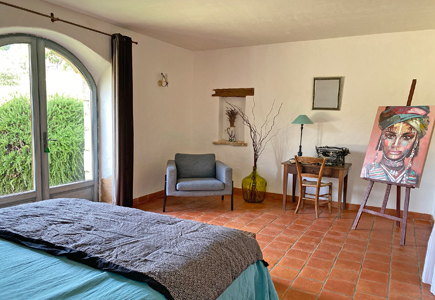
[216,161,232,186]
[166,160,178,194]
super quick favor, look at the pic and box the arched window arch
[0,33,98,207]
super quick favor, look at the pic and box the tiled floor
[134,193,434,300]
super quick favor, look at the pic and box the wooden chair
[294,155,333,218]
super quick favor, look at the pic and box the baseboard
[133,190,165,206]
[135,189,433,223]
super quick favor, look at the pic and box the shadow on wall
[310,112,343,147]
[342,148,366,204]
[272,127,291,167]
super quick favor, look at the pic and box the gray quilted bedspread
[0,198,264,300]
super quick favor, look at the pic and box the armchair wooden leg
[221,195,224,201]
[231,181,234,211]
[163,175,167,212]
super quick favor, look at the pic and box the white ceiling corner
[40,0,435,51]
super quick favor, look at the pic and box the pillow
[175,153,216,179]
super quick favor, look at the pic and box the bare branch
[225,99,282,167]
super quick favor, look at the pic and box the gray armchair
[164,153,233,212]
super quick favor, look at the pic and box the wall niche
[212,88,254,147]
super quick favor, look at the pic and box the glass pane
[45,48,92,187]
[0,44,34,196]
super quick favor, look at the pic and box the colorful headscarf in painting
[378,106,430,137]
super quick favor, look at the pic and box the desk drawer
[302,166,339,178]
[302,166,318,175]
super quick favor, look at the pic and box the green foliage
[0,94,33,195]
[0,71,19,86]
[0,93,85,195]
[45,49,76,73]
[47,93,85,186]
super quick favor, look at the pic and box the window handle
[43,132,57,153]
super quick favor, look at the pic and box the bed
[0,198,278,300]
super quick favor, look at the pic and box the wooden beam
[212,88,254,97]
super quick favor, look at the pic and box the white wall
[0,0,194,200]
[2,0,435,214]
[192,30,435,214]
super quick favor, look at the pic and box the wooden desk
[282,161,352,218]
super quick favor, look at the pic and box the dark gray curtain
[112,33,134,207]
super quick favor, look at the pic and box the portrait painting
[361,106,435,188]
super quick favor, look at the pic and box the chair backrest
[294,155,327,187]
[175,153,216,178]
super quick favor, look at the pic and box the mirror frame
[312,77,344,110]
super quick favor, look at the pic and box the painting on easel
[361,106,435,188]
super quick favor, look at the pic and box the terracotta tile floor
[134,193,434,299]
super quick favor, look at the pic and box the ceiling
[41,0,435,51]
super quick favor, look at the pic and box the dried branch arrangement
[226,99,282,167]
[225,107,238,127]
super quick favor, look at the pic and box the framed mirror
[312,77,344,110]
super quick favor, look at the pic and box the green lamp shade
[292,115,314,124]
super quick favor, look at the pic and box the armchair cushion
[175,153,216,179]
[176,178,224,191]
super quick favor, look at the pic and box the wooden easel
[352,79,417,246]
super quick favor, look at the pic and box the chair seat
[302,179,332,187]
[177,178,225,191]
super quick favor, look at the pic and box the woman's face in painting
[381,122,417,161]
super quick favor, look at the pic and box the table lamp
[292,115,314,156]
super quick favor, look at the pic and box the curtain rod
[0,1,138,45]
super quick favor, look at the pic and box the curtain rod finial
[50,13,58,22]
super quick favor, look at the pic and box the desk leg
[292,174,297,203]
[338,171,344,219]
[343,174,348,210]
[283,165,288,210]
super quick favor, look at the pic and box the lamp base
[297,145,302,156]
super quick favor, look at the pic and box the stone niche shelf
[213,140,248,147]
[212,87,254,147]
[212,88,254,98]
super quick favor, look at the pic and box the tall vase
[227,126,236,142]
[242,166,267,203]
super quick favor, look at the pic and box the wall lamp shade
[292,115,314,156]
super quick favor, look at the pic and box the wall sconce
[158,73,169,87]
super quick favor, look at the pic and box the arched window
[0,34,98,207]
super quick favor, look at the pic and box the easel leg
[380,184,392,214]
[400,187,411,246]
[352,181,374,230]
[396,186,401,228]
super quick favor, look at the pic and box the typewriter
[316,146,350,166]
